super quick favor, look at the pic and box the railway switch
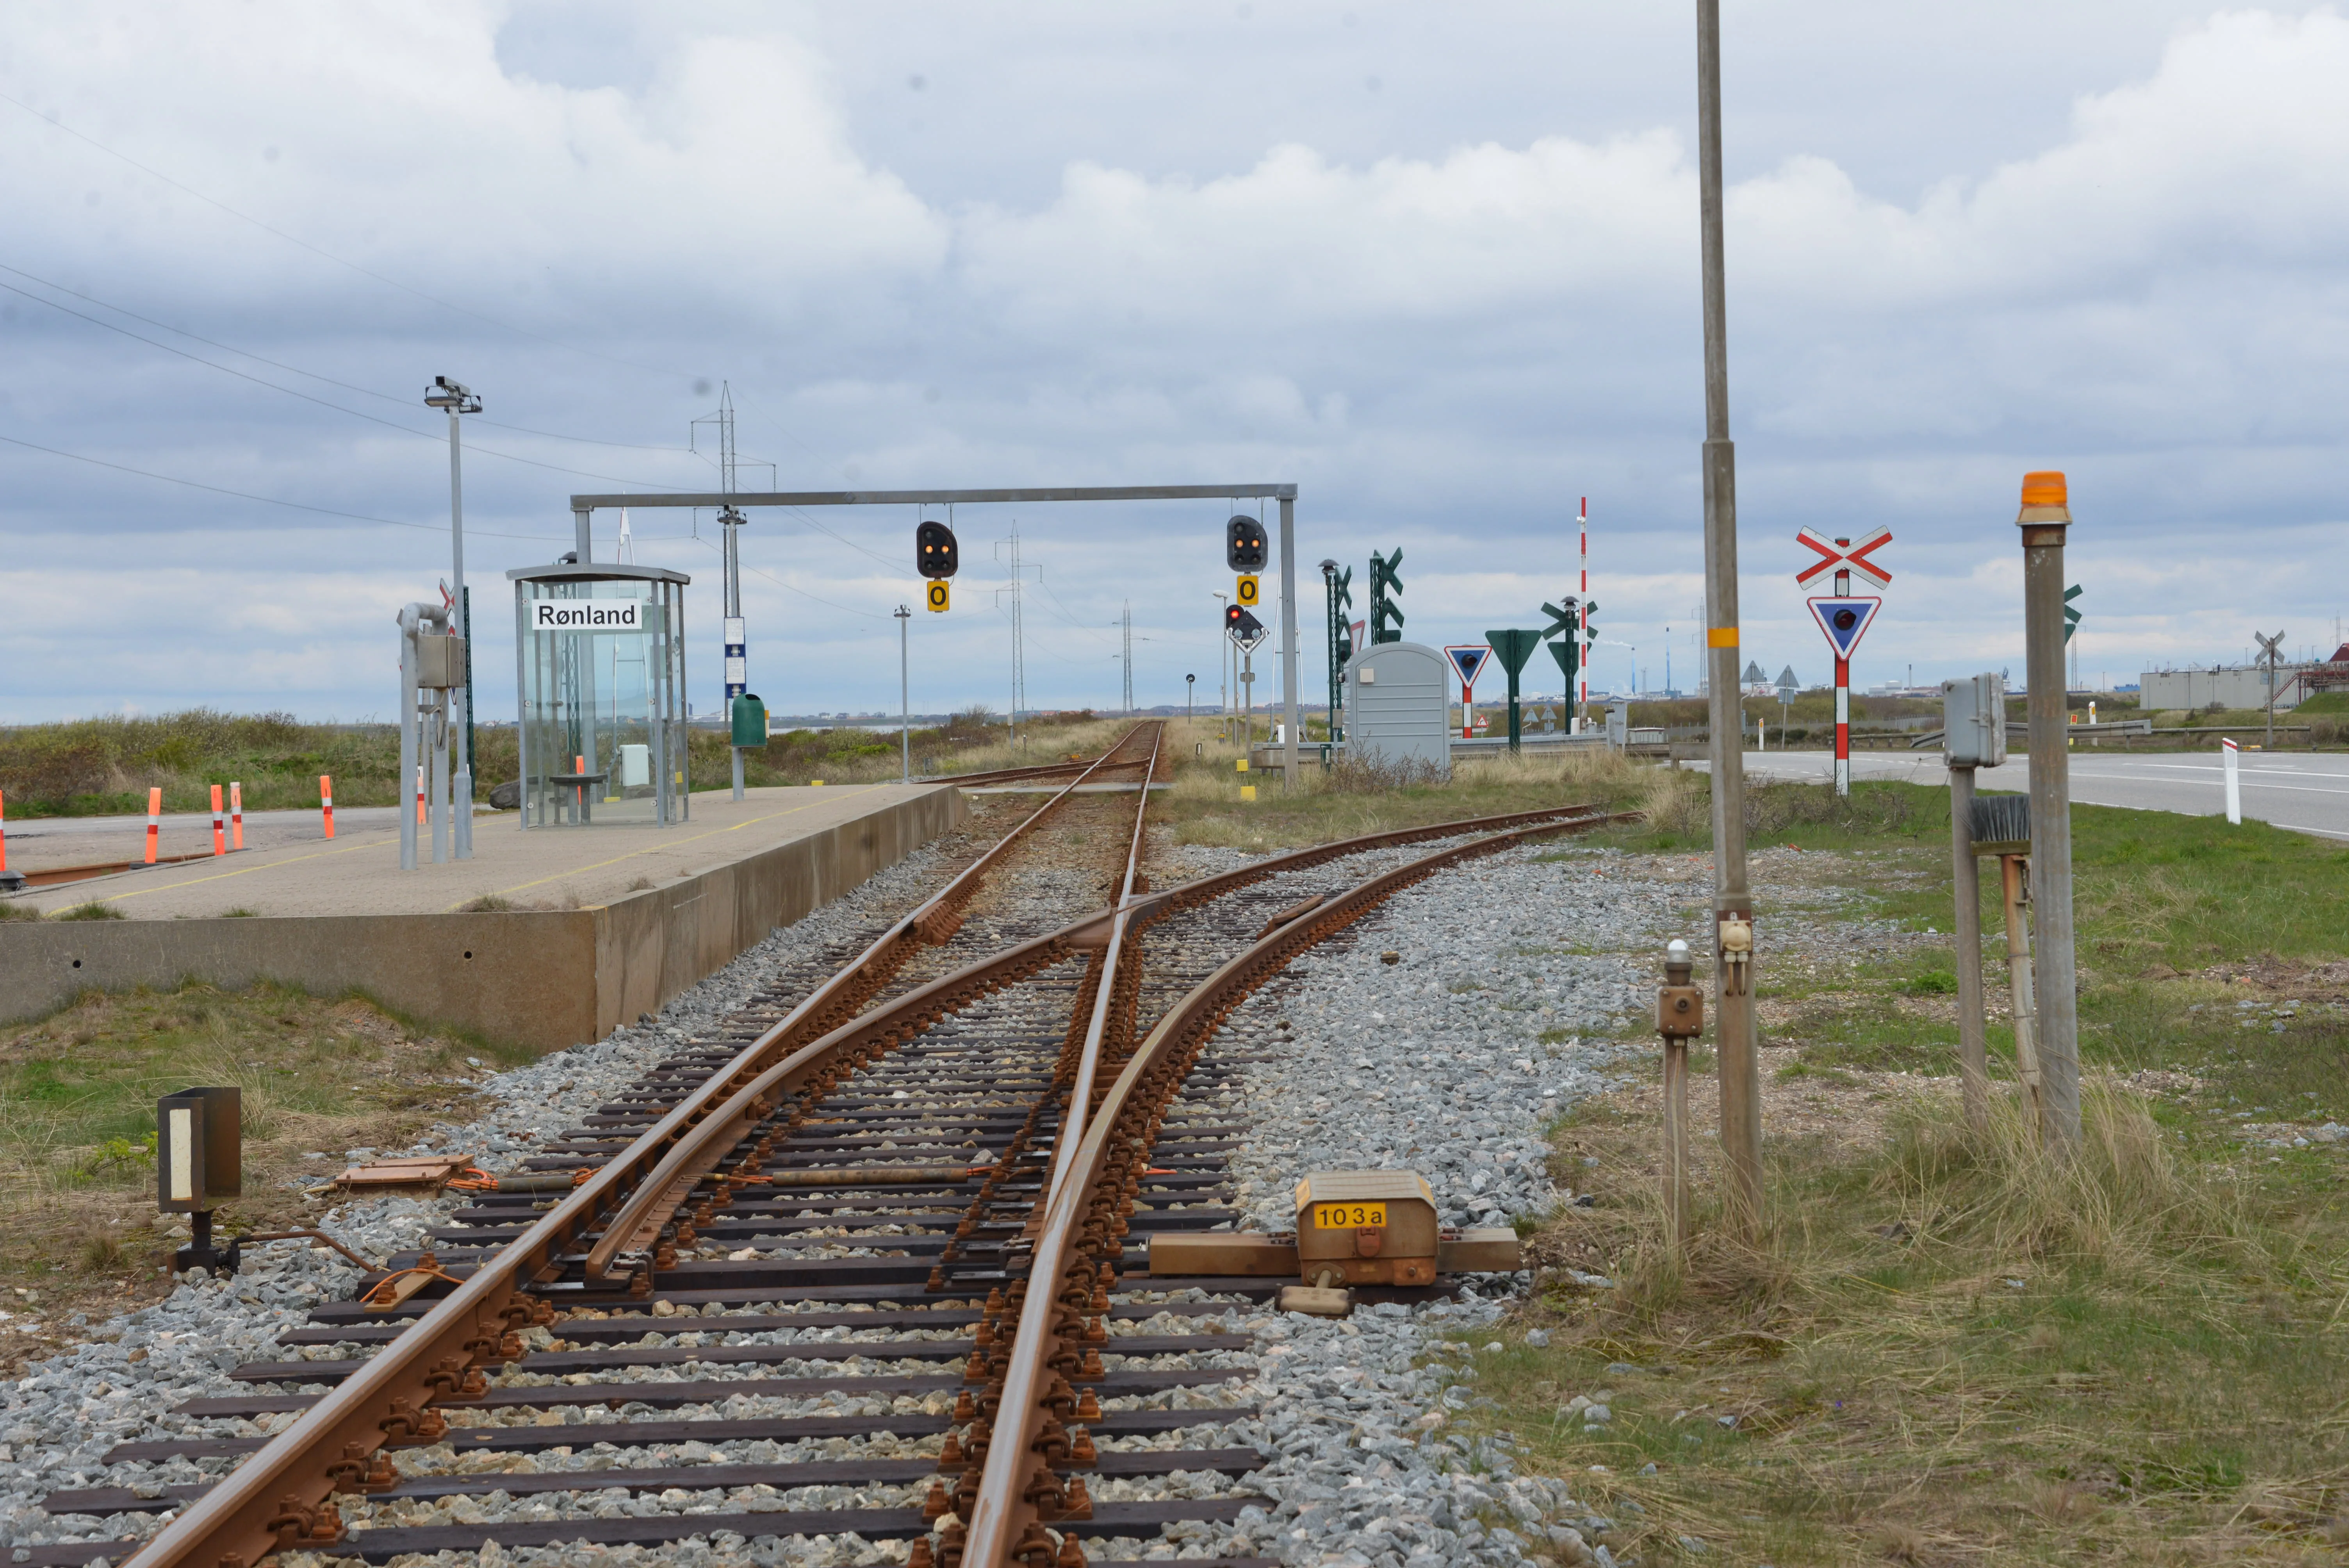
[1146,1167,1520,1315]
[157,1085,243,1275]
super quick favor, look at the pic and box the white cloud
[2,4,2347,721]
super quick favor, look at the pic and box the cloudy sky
[3,0,2346,725]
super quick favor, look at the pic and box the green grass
[1451,773,2349,1563]
[0,981,534,1349]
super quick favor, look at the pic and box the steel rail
[957,807,1636,1566]
[125,781,1615,1568]
[1046,723,1162,1210]
[575,723,1162,1281]
[120,724,1158,1568]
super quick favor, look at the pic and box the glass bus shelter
[509,563,690,828]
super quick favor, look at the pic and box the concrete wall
[0,785,965,1051]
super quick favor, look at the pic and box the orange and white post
[210,785,226,856]
[230,782,244,851]
[414,764,426,827]
[145,787,162,864]
[320,774,335,839]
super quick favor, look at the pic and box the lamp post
[1186,673,1195,729]
[424,376,481,859]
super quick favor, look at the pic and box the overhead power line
[0,274,693,490]
[0,89,706,385]
[0,257,696,456]
[0,429,565,539]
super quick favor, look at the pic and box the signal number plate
[1311,1202,1385,1229]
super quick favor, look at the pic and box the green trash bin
[730,693,768,748]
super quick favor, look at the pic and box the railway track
[35,725,1629,1568]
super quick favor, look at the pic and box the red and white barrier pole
[2223,736,2242,824]
[210,785,226,856]
[320,774,335,839]
[1834,656,1851,796]
[145,787,162,864]
[230,782,244,851]
[414,764,426,827]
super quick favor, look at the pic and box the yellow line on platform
[89,834,397,903]
[442,785,890,912]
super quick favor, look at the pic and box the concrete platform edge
[0,786,967,1052]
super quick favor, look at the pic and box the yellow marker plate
[926,580,950,612]
[1236,574,1260,607]
[1311,1202,1386,1229]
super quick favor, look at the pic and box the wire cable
[0,429,564,539]
[0,275,694,490]
[0,258,700,455]
[0,89,704,385]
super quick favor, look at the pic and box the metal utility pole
[722,506,749,801]
[994,526,1033,750]
[2019,471,2082,1151]
[1186,672,1195,729]
[896,604,912,782]
[1121,601,1134,714]
[1213,592,1229,733]
[1696,0,1763,1236]
[425,376,480,858]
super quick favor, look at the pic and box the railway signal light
[916,520,959,579]
[1225,603,1265,643]
[1226,514,1267,571]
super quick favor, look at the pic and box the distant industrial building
[2140,644,2349,710]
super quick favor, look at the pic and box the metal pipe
[2019,476,2082,1149]
[1696,0,1763,1235]
[2000,852,2042,1122]
[1949,764,1990,1133]
[447,404,473,860]
[1279,493,1300,787]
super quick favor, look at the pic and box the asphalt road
[1720,748,2349,843]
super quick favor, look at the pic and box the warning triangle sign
[1806,596,1882,659]
[1445,645,1492,688]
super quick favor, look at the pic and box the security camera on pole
[1795,525,1892,795]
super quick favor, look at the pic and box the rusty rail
[955,807,1635,1566]
[122,774,1625,1568]
[576,722,1161,1282]
[118,723,1160,1568]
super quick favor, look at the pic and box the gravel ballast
[5,825,1696,1568]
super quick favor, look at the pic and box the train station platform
[0,784,966,1050]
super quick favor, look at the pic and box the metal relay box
[1295,1169,1441,1287]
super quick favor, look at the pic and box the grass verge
[1444,783,2349,1564]
[0,983,531,1371]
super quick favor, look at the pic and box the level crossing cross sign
[1795,526,1893,589]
